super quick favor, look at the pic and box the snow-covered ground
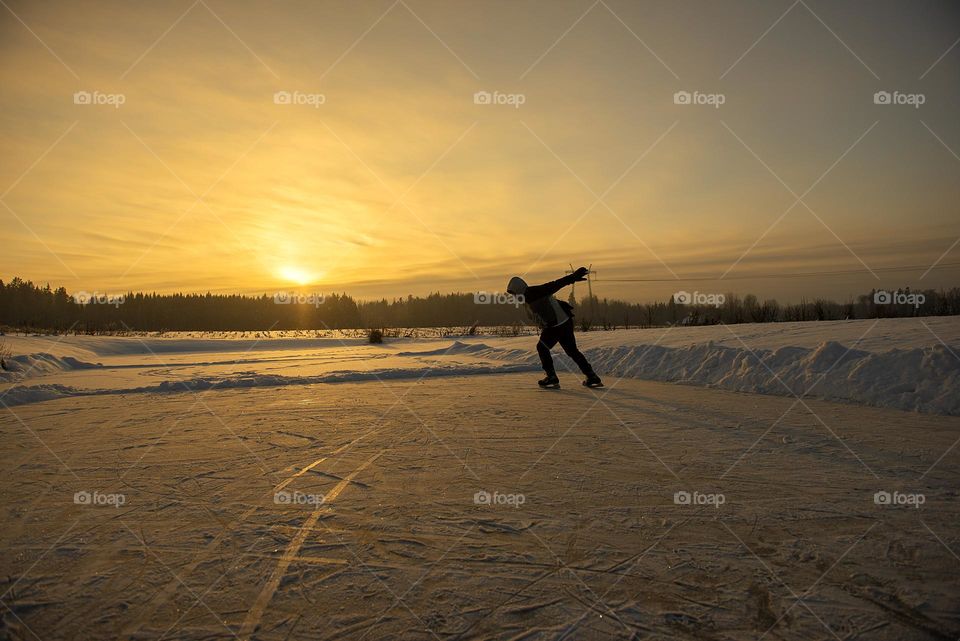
[2,317,959,414]
[2,319,959,639]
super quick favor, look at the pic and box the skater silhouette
[507,267,603,389]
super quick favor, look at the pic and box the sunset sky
[1,0,958,303]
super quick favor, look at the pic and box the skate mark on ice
[239,449,383,640]
[121,434,372,639]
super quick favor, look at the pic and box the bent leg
[537,327,560,375]
[557,322,595,376]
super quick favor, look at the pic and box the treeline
[0,278,525,332]
[572,289,960,329]
[1,277,958,333]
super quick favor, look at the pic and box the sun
[277,265,316,286]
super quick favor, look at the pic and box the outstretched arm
[523,267,588,301]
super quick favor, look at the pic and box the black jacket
[521,273,579,328]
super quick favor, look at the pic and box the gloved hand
[573,266,589,281]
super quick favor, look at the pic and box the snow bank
[0,384,84,406]
[5,339,956,415]
[2,319,958,415]
[0,353,102,383]
[476,340,960,415]
[0,362,538,407]
[396,340,492,356]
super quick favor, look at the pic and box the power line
[593,261,960,283]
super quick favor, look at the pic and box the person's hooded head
[506,276,528,296]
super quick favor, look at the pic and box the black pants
[537,320,594,377]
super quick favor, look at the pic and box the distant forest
[2,277,959,333]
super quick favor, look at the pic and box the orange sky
[1,0,958,303]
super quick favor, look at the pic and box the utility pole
[567,264,597,317]
[586,264,596,318]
